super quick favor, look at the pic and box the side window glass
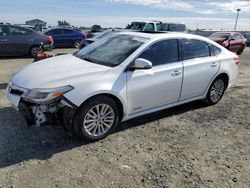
[138,39,178,66]
[49,29,61,35]
[144,23,154,32]
[10,26,31,35]
[62,29,73,34]
[0,26,8,36]
[182,39,210,60]
[231,35,236,40]
[156,23,163,31]
[236,34,242,40]
[208,43,221,56]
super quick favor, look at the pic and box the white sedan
[6,32,239,141]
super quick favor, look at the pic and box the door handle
[211,62,217,68]
[0,39,7,42]
[28,39,34,42]
[171,70,182,76]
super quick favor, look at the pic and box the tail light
[47,36,54,43]
[233,56,240,65]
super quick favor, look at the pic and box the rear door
[179,39,220,100]
[0,25,10,55]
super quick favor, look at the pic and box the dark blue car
[44,28,85,48]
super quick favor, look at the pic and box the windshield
[126,22,146,31]
[75,34,147,67]
[93,30,114,39]
[210,33,230,39]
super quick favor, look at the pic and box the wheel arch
[76,93,125,121]
[216,73,229,89]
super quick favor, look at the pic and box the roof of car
[117,31,210,41]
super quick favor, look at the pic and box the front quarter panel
[63,66,128,117]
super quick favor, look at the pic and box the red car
[209,32,246,55]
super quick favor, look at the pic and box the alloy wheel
[210,79,225,103]
[83,104,115,137]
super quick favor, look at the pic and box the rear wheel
[73,40,81,48]
[73,96,120,141]
[205,77,226,105]
[30,46,43,57]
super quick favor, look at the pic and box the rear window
[182,39,210,60]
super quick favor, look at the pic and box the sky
[1,0,250,30]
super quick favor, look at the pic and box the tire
[30,46,43,57]
[205,77,226,105]
[236,46,244,55]
[73,40,81,48]
[73,96,120,141]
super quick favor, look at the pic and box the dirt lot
[0,48,249,188]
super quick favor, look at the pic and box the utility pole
[234,8,241,31]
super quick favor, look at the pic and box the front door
[126,39,183,115]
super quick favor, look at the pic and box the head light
[23,85,74,103]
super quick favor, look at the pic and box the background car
[44,28,85,48]
[126,21,187,32]
[0,24,53,57]
[209,32,246,55]
[79,29,121,49]
[243,33,250,46]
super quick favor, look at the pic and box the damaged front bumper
[6,82,76,127]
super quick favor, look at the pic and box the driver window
[138,39,178,66]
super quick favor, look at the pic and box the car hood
[12,54,111,89]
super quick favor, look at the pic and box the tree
[91,25,102,32]
[57,20,70,26]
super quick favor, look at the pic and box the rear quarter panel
[216,52,238,88]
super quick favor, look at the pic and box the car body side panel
[126,62,183,115]
[63,67,128,117]
[180,56,220,100]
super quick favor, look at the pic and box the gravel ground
[0,48,249,188]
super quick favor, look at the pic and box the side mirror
[229,38,235,41]
[130,58,152,70]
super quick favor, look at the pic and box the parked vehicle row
[6,32,239,141]
[0,24,53,57]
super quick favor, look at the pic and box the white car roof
[118,31,209,41]
[117,31,225,51]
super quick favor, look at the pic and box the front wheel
[205,77,226,105]
[73,96,120,141]
[236,46,244,55]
